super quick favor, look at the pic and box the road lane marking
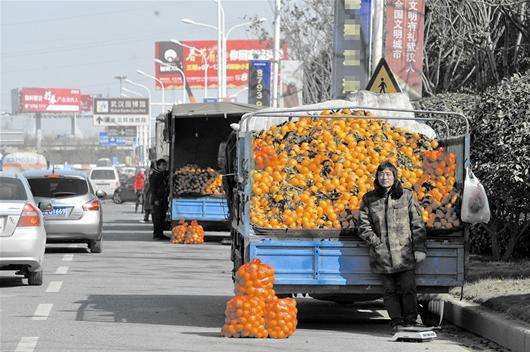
[15,337,39,352]
[55,266,69,274]
[46,281,62,293]
[32,304,53,320]
[62,254,73,261]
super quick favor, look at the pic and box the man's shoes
[391,324,407,334]
[140,220,146,223]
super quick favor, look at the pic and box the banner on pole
[248,60,272,107]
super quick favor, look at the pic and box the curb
[427,296,530,352]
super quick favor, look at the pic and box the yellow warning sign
[366,58,402,94]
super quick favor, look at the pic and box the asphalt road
[0,201,507,352]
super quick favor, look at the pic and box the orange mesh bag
[235,259,275,300]
[184,220,204,244]
[221,296,268,338]
[170,219,187,244]
[265,297,298,339]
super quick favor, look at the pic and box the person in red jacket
[133,169,145,213]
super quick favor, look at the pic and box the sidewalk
[427,295,530,352]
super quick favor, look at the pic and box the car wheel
[89,239,103,253]
[28,271,43,286]
[113,193,122,204]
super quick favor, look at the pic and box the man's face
[159,162,168,171]
[377,168,394,189]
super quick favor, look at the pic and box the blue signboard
[203,98,219,103]
[248,60,271,107]
[99,132,127,146]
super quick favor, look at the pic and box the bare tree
[247,0,334,104]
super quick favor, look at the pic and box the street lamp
[181,17,221,99]
[114,74,127,93]
[222,18,266,98]
[181,16,266,99]
[121,87,143,97]
[136,69,167,108]
[153,59,187,104]
[171,39,209,99]
[125,79,153,164]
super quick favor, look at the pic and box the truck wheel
[89,240,103,253]
[112,192,122,204]
[418,300,440,327]
[28,271,43,286]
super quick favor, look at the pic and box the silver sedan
[24,170,104,253]
[0,171,46,285]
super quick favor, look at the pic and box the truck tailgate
[249,239,464,292]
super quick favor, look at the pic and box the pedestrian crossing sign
[366,58,402,94]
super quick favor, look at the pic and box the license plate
[43,207,68,217]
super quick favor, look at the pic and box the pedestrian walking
[133,169,145,213]
[358,161,427,333]
[149,158,169,240]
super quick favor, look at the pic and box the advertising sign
[248,60,271,107]
[332,0,372,98]
[106,126,137,138]
[280,60,303,108]
[385,0,425,98]
[19,88,81,113]
[93,98,149,127]
[80,95,93,112]
[155,40,286,89]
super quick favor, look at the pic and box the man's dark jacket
[149,168,169,206]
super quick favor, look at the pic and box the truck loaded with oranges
[163,102,259,227]
[225,101,470,309]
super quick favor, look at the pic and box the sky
[0,0,275,116]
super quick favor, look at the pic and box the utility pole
[371,1,384,76]
[114,75,127,96]
[272,0,281,108]
[217,1,223,99]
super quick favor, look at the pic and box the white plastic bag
[461,167,491,224]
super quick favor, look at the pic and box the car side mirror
[95,190,106,199]
[39,202,53,212]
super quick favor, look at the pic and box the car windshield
[90,170,116,180]
[0,177,27,200]
[28,177,88,198]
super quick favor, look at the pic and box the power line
[1,8,146,26]
[1,56,153,75]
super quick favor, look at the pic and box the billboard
[80,95,94,112]
[280,60,303,108]
[385,0,425,98]
[19,88,81,113]
[93,98,149,127]
[332,0,372,98]
[155,39,287,89]
[248,60,271,107]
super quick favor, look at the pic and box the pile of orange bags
[221,259,298,339]
[170,220,204,244]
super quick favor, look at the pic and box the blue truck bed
[171,197,228,222]
[248,238,464,294]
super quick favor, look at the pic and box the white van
[89,167,120,197]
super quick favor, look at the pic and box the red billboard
[155,40,287,89]
[19,88,81,113]
[385,0,425,98]
[80,94,93,112]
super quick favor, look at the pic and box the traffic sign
[365,58,402,94]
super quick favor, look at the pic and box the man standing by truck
[358,161,427,333]
[149,159,169,240]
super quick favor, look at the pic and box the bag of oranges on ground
[265,296,298,339]
[184,220,204,244]
[221,295,268,338]
[235,259,275,300]
[170,219,187,244]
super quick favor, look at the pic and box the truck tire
[418,300,440,326]
[27,271,43,286]
[89,239,103,253]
